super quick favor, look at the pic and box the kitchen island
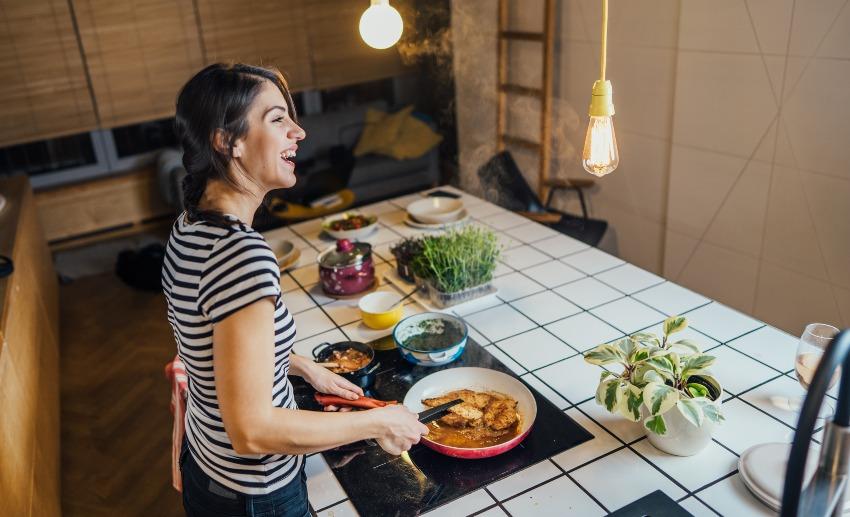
[266,186,808,517]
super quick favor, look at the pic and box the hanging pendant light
[582,0,619,177]
[359,0,404,50]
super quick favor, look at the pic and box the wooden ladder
[496,0,556,201]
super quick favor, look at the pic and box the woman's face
[232,80,306,191]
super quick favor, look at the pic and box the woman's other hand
[303,361,364,401]
[371,405,429,455]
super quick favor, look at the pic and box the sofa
[157,101,440,213]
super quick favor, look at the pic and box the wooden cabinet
[0,0,98,147]
[72,0,204,127]
[35,166,172,244]
[0,176,60,517]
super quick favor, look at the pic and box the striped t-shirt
[162,213,301,494]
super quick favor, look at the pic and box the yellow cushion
[353,106,413,157]
[378,114,443,160]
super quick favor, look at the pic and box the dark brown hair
[175,63,297,225]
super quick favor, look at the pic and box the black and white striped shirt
[162,213,301,494]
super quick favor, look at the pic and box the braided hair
[174,63,297,226]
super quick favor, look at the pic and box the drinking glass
[794,323,841,417]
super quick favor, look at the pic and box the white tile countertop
[264,186,807,517]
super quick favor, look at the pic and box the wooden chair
[477,151,608,247]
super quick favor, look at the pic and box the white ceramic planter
[644,380,723,457]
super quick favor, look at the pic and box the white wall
[452,0,850,334]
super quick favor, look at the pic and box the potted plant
[409,226,501,308]
[584,316,724,456]
[390,237,423,283]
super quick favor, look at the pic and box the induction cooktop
[293,335,593,516]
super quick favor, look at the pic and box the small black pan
[312,341,380,389]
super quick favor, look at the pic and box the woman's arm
[213,297,427,456]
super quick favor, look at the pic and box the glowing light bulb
[359,0,403,50]
[582,79,619,177]
[582,116,619,177]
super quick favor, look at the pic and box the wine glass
[794,323,841,417]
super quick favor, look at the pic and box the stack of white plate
[404,197,468,229]
[739,442,850,513]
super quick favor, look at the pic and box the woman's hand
[370,405,430,455]
[299,359,364,401]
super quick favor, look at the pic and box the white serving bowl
[321,212,378,240]
[406,197,464,224]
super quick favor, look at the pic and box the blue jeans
[180,441,310,517]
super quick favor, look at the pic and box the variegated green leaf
[694,399,724,423]
[685,354,715,371]
[630,332,661,347]
[618,384,643,422]
[646,356,674,378]
[643,382,679,416]
[686,383,709,398]
[671,352,682,376]
[676,398,705,427]
[614,338,635,359]
[642,370,664,384]
[599,370,615,382]
[630,348,650,363]
[631,363,653,385]
[671,339,702,354]
[644,414,668,436]
[648,346,669,358]
[595,379,621,412]
[663,316,688,336]
[584,345,625,366]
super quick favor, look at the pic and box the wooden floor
[60,272,182,516]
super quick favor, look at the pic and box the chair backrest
[476,151,545,213]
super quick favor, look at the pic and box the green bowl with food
[392,312,468,367]
[321,212,378,240]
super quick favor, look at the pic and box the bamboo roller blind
[196,0,406,92]
[0,0,97,146]
[0,0,409,147]
[195,0,313,91]
[73,0,204,127]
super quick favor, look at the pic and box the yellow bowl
[358,292,404,330]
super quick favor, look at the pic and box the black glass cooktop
[293,336,593,516]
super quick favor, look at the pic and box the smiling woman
[164,64,428,517]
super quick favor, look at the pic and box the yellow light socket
[588,79,615,117]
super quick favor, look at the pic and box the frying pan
[403,367,537,459]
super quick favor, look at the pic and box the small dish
[358,291,404,330]
[321,212,378,240]
[403,209,469,230]
[406,197,464,224]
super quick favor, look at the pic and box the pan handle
[312,342,331,360]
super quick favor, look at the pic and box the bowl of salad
[321,212,379,240]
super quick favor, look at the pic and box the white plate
[403,209,470,230]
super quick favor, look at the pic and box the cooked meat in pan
[422,389,521,448]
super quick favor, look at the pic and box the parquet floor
[60,273,182,516]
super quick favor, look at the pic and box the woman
[163,63,428,517]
